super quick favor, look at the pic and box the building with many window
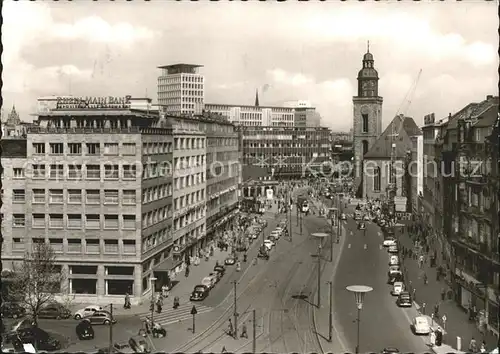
[440,95,499,335]
[408,132,423,215]
[157,64,205,116]
[204,102,295,127]
[237,126,331,195]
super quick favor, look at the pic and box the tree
[9,242,65,325]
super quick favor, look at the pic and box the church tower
[352,43,383,194]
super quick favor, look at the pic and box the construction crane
[386,69,422,216]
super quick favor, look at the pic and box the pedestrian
[227,319,233,337]
[480,340,486,353]
[469,337,477,353]
[241,322,248,338]
[429,330,436,347]
[434,303,439,317]
[423,273,428,285]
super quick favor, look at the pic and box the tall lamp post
[150,276,157,325]
[346,285,373,354]
[312,232,328,308]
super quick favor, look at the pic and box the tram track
[172,227,313,353]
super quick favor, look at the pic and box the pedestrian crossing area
[138,303,213,326]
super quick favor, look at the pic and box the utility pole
[330,215,334,262]
[317,243,322,308]
[108,303,113,353]
[252,309,256,354]
[328,281,333,342]
[233,280,238,339]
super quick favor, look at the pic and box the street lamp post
[150,276,157,326]
[346,285,373,354]
[312,233,328,308]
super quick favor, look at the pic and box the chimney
[487,95,493,100]
[448,113,451,119]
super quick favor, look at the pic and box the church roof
[364,115,421,159]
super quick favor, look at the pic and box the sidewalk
[396,226,498,352]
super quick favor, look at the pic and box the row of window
[173,190,206,212]
[10,189,137,205]
[143,226,172,252]
[206,137,238,148]
[11,237,136,254]
[174,155,206,169]
[243,143,327,148]
[142,206,173,229]
[27,164,138,180]
[174,137,206,150]
[10,214,137,230]
[174,209,205,231]
[32,142,137,156]
[142,184,173,204]
[174,173,206,190]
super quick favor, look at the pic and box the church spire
[367,40,370,53]
[255,89,260,107]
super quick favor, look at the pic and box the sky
[2,1,498,132]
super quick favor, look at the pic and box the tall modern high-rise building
[157,64,205,116]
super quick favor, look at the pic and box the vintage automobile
[213,265,226,280]
[224,256,236,266]
[38,303,71,320]
[201,274,218,289]
[190,285,210,301]
[85,310,116,325]
[396,292,412,307]
[76,319,95,340]
[0,302,26,319]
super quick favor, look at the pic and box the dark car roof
[194,285,208,290]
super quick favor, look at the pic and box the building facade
[362,115,420,202]
[204,103,295,127]
[157,64,205,116]
[442,95,499,336]
[409,134,423,215]
[238,126,331,187]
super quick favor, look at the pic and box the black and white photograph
[0,1,498,353]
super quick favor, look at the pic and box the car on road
[391,281,404,296]
[340,213,347,220]
[74,305,103,320]
[383,238,397,247]
[263,239,275,250]
[201,274,218,289]
[6,326,61,351]
[381,347,400,354]
[389,255,399,266]
[275,227,284,235]
[257,247,269,259]
[190,285,210,301]
[38,303,72,320]
[269,230,280,241]
[388,245,399,254]
[214,265,225,278]
[86,310,116,325]
[388,265,400,274]
[388,271,403,285]
[396,292,412,307]
[412,316,431,335]
[1,302,26,319]
[224,257,236,265]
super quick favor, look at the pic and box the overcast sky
[2,1,498,131]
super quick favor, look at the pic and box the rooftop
[205,103,295,111]
[157,63,203,69]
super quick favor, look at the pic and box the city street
[332,201,432,353]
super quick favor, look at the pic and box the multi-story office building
[237,126,331,195]
[1,96,175,305]
[293,103,321,127]
[157,64,205,116]
[442,95,499,335]
[167,117,207,261]
[198,116,240,242]
[204,103,295,127]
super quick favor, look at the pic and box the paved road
[169,198,332,353]
[333,202,432,354]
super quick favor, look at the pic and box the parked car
[190,285,209,301]
[201,275,217,289]
[396,292,412,307]
[1,302,26,319]
[214,265,225,278]
[7,326,61,351]
[263,239,275,250]
[388,245,399,254]
[383,238,397,247]
[412,316,430,335]
[86,310,116,325]
[38,303,71,319]
[257,247,269,259]
[388,271,403,285]
[391,281,404,296]
[76,319,95,340]
[224,257,236,265]
[74,305,103,320]
[381,347,400,354]
[389,255,399,266]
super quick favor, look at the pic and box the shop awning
[154,257,182,272]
